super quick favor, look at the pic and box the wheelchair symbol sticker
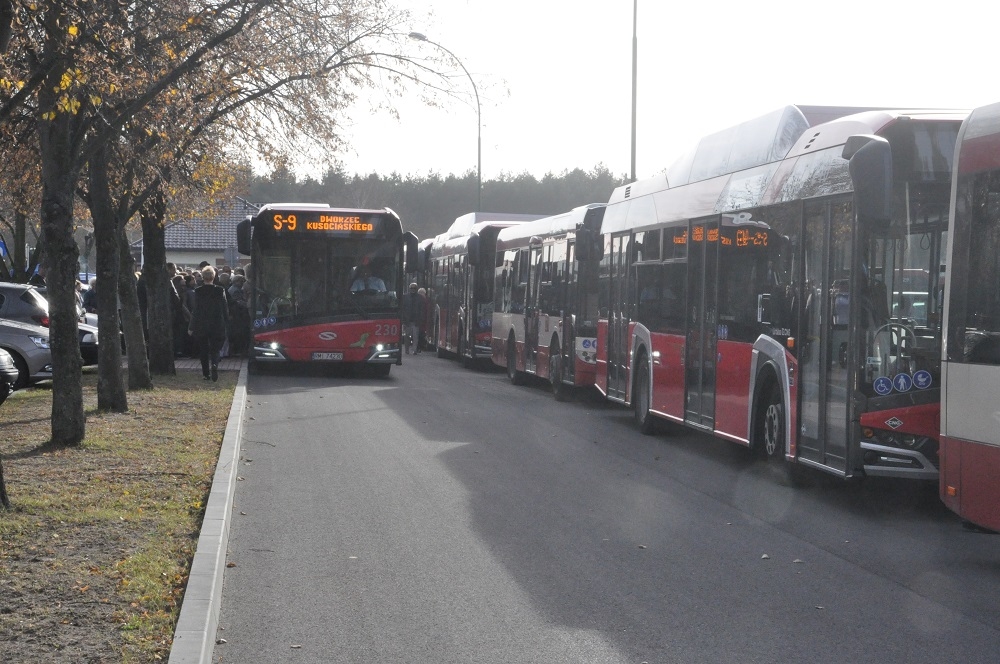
[873,377,893,395]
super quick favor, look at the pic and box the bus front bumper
[252,342,401,365]
[860,440,939,480]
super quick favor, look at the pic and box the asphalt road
[213,353,1000,663]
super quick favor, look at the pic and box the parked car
[0,282,99,365]
[0,347,17,405]
[0,318,53,389]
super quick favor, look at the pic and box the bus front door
[607,234,631,400]
[684,219,718,429]
[798,201,852,472]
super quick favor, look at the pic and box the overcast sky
[318,0,997,183]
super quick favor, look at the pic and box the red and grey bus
[938,102,1000,530]
[594,105,965,480]
[427,212,543,362]
[236,203,418,376]
[492,204,606,400]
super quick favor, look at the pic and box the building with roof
[131,198,258,270]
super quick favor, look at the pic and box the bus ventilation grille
[624,185,632,199]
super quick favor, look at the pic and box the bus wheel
[634,357,656,435]
[507,337,525,385]
[550,351,571,402]
[758,383,784,461]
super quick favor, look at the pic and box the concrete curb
[168,362,248,664]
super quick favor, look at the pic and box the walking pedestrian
[188,266,229,382]
[401,282,426,354]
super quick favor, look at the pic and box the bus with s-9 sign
[237,203,418,377]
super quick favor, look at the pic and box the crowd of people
[137,261,252,369]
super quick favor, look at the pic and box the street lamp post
[631,0,638,183]
[409,31,482,212]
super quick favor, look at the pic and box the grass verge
[0,368,237,663]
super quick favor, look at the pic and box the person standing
[188,266,229,381]
[172,275,192,357]
[417,287,430,351]
[401,282,426,355]
[227,273,251,357]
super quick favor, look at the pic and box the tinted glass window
[635,262,686,334]
[716,203,801,342]
[948,170,1000,364]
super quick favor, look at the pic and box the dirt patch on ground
[0,369,237,663]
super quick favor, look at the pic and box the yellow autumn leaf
[68,26,79,36]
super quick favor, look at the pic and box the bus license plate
[312,352,343,361]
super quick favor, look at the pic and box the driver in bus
[350,263,387,293]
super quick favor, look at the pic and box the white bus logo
[318,331,338,341]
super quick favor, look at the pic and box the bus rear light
[946,485,957,497]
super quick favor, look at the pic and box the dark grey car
[0,347,17,404]
[0,317,53,389]
[0,282,99,365]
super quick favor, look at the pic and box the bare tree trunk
[118,229,152,389]
[13,209,27,282]
[87,146,128,411]
[38,132,85,445]
[139,189,175,375]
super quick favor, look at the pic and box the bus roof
[604,107,968,234]
[440,212,546,240]
[255,203,400,220]
[495,204,604,249]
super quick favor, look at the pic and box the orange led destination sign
[269,212,379,234]
[670,227,768,247]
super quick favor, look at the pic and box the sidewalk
[172,355,246,374]
[166,355,249,664]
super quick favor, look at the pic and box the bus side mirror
[237,218,252,255]
[844,134,893,230]
[576,228,604,261]
[467,234,481,267]
[404,232,419,274]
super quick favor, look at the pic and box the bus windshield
[254,237,402,323]
[860,180,951,390]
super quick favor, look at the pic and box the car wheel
[10,352,29,391]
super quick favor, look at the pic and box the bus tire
[458,326,471,367]
[757,381,784,462]
[550,350,571,402]
[634,355,657,435]
[507,336,525,385]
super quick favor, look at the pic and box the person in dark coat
[401,282,426,354]
[188,266,229,381]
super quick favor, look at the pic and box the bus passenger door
[798,201,852,471]
[685,219,718,428]
[525,246,542,372]
[607,234,631,400]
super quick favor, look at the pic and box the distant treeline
[248,165,629,241]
